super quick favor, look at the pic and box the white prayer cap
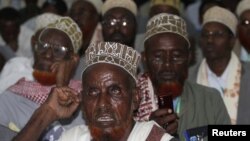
[203,6,237,35]
[102,0,137,16]
[236,0,250,17]
[35,13,62,32]
[45,17,82,53]
[83,42,141,81]
[85,0,103,14]
[144,13,190,47]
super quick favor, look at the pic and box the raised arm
[12,87,80,141]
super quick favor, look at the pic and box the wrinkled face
[82,63,136,140]
[200,22,235,61]
[0,19,19,45]
[69,0,99,53]
[144,33,189,96]
[33,29,73,85]
[238,10,250,53]
[102,8,136,47]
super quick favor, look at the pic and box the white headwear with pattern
[83,42,141,81]
[44,17,83,53]
[144,13,190,47]
[35,13,62,32]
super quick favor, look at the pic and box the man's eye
[88,88,99,96]
[153,53,162,61]
[122,21,127,26]
[109,85,121,96]
[172,52,183,58]
[110,21,115,26]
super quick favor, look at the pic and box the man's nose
[114,22,121,30]
[162,53,172,68]
[44,47,53,58]
[97,91,110,108]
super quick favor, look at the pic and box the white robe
[58,121,174,141]
[0,56,34,94]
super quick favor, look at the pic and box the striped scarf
[8,78,82,105]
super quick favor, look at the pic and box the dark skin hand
[150,108,179,135]
[12,87,80,141]
[51,54,79,87]
[12,55,80,141]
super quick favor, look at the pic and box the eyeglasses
[150,52,188,65]
[200,31,230,39]
[102,18,132,28]
[34,41,71,59]
[240,19,250,27]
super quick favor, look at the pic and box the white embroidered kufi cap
[144,13,190,47]
[83,42,141,81]
[44,17,82,53]
[236,0,250,17]
[102,0,137,16]
[203,6,237,35]
[35,13,62,32]
[85,0,103,14]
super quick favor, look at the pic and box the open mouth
[97,116,114,122]
[95,114,116,127]
[160,72,176,81]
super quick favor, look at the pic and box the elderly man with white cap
[0,13,62,94]
[189,6,250,125]
[236,0,250,62]
[12,42,178,141]
[134,13,230,141]
[101,0,137,48]
[69,0,104,80]
[0,15,84,140]
[69,0,103,56]
[235,0,250,124]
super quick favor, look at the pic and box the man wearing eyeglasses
[189,6,250,125]
[0,16,83,140]
[235,0,250,125]
[101,0,137,48]
[236,0,250,62]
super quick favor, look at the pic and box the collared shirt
[207,63,229,96]
[240,46,250,62]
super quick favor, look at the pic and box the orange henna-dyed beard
[88,125,127,141]
[33,69,56,86]
[157,81,183,99]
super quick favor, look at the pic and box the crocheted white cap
[35,13,62,32]
[203,6,237,35]
[102,0,137,16]
[144,13,190,47]
[83,42,141,81]
[236,0,250,17]
[45,17,82,53]
[85,0,103,14]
